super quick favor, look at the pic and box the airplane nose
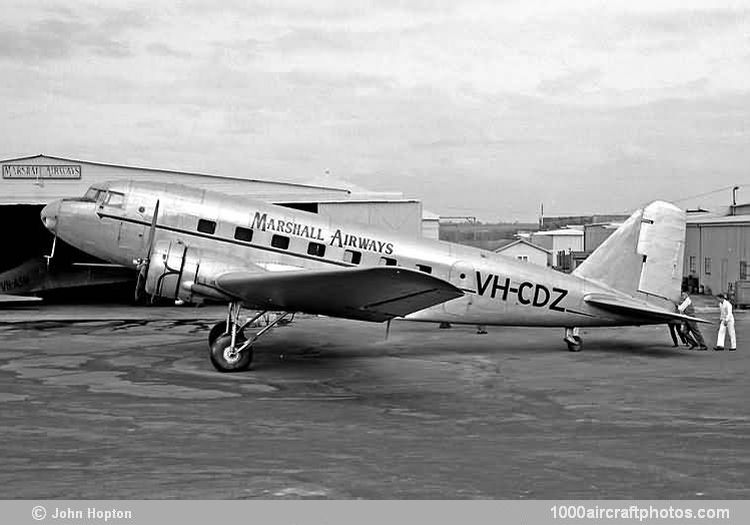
[41,200,61,233]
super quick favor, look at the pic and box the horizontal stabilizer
[584,293,709,324]
[216,266,463,322]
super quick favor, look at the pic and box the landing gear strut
[208,303,292,372]
[564,327,582,352]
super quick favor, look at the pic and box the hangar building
[684,214,750,296]
[0,154,429,299]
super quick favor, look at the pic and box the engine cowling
[144,240,246,304]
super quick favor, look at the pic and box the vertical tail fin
[573,201,685,304]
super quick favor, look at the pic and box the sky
[1,0,749,221]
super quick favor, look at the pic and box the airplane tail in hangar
[573,201,686,307]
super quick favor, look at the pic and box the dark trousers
[684,320,706,347]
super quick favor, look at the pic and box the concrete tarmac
[1,304,748,499]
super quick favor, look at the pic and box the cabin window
[197,219,216,235]
[271,234,290,250]
[307,242,326,257]
[704,257,711,275]
[344,250,362,264]
[234,226,253,242]
[104,191,125,208]
[379,257,397,266]
[416,264,432,274]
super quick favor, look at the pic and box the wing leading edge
[215,266,463,322]
[584,293,709,324]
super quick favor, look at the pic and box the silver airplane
[40,181,703,372]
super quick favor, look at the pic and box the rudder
[573,201,685,304]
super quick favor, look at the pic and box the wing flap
[584,293,709,323]
[215,266,463,322]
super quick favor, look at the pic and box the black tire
[208,320,228,347]
[566,335,583,352]
[209,334,253,372]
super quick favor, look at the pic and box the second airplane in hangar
[40,181,703,372]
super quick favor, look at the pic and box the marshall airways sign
[2,164,82,179]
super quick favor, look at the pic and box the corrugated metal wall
[685,223,750,294]
[318,201,422,237]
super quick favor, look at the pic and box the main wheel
[209,334,253,372]
[208,320,228,347]
[566,335,583,352]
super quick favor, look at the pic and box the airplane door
[443,260,476,315]
[115,198,154,256]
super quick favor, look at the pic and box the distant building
[530,228,584,268]
[540,213,630,231]
[438,220,539,250]
[421,209,440,240]
[584,222,623,252]
[494,238,551,267]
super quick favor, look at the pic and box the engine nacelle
[144,240,246,304]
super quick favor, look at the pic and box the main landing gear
[208,302,292,372]
[564,327,582,352]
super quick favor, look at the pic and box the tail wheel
[566,335,583,352]
[209,334,253,372]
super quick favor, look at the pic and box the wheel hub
[223,347,241,364]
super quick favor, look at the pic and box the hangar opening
[0,203,136,302]
[0,204,48,273]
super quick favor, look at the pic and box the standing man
[714,294,737,351]
[677,291,707,350]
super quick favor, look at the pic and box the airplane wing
[584,293,710,323]
[214,266,463,322]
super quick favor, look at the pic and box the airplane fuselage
[42,180,654,327]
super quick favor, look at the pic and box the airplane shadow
[243,325,701,373]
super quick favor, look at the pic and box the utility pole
[539,202,544,230]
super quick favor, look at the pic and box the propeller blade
[134,263,147,303]
[134,200,159,304]
[145,199,160,260]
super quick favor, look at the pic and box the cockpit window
[104,191,125,207]
[82,187,104,202]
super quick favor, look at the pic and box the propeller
[134,199,160,303]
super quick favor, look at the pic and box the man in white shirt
[715,293,737,351]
